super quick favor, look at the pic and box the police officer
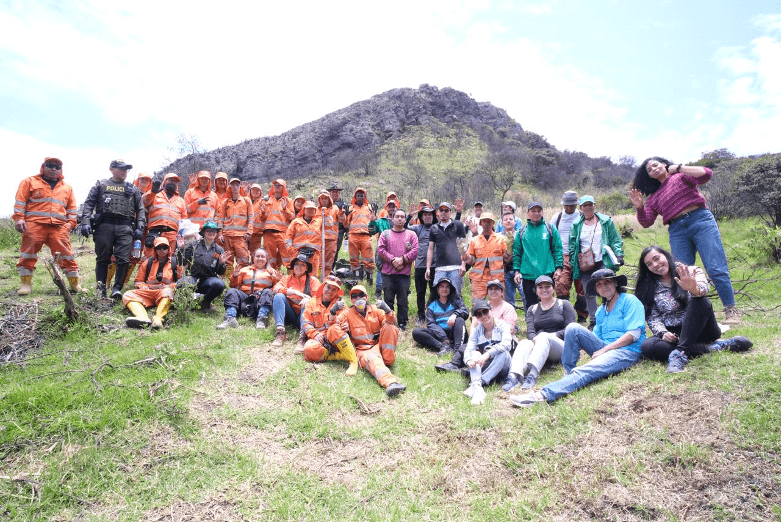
[80,159,146,298]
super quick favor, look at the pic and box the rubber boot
[224,263,234,283]
[95,263,109,298]
[106,263,117,289]
[124,264,137,285]
[334,336,359,376]
[151,297,171,329]
[17,275,32,296]
[111,264,129,299]
[67,276,87,293]
[125,302,151,328]
[366,270,373,286]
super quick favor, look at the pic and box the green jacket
[568,212,624,280]
[512,218,563,280]
[369,217,391,236]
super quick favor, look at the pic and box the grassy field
[1,215,780,521]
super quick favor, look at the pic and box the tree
[736,153,781,227]
[479,146,527,202]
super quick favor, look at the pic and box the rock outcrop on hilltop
[159,84,531,182]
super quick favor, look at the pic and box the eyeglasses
[44,163,62,170]
[473,309,490,318]
[439,208,451,213]
[351,292,367,299]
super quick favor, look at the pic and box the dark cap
[474,201,483,207]
[110,159,133,169]
[328,182,342,191]
[527,201,543,210]
[471,299,491,314]
[535,275,554,286]
[438,201,453,211]
[486,279,504,291]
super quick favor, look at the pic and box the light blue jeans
[469,350,511,386]
[668,208,735,307]
[434,268,463,296]
[272,293,302,329]
[504,270,527,309]
[541,324,641,402]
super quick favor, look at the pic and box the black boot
[95,263,109,298]
[367,271,373,286]
[111,263,129,299]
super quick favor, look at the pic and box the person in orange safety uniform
[260,179,295,269]
[143,172,187,253]
[213,172,230,203]
[184,171,219,228]
[329,285,406,397]
[344,187,375,284]
[271,253,322,349]
[13,157,84,295]
[377,191,401,219]
[462,212,507,300]
[285,200,323,278]
[216,178,254,278]
[122,237,182,329]
[248,183,265,254]
[317,191,343,279]
[301,275,359,375]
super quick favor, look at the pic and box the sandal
[509,391,546,408]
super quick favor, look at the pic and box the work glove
[79,224,91,237]
[198,197,208,205]
[375,300,391,314]
[330,299,346,315]
[151,180,162,193]
[616,255,624,267]
[133,228,144,240]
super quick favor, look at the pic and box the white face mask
[354,299,367,314]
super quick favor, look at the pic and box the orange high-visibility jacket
[467,233,507,280]
[229,265,279,293]
[345,188,372,235]
[273,274,322,314]
[335,305,391,349]
[134,256,180,288]
[250,192,265,235]
[144,191,187,231]
[317,192,343,241]
[262,179,295,233]
[183,172,219,226]
[301,296,342,339]
[217,196,254,237]
[285,216,323,254]
[14,173,78,230]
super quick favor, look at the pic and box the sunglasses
[439,208,451,213]
[351,292,367,299]
[473,309,490,318]
[44,163,62,170]
[155,245,170,251]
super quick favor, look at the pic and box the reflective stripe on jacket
[14,174,78,229]
[467,233,507,280]
[144,192,187,231]
[217,196,254,236]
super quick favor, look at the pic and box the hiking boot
[723,307,742,326]
[366,272,373,286]
[96,282,107,299]
[460,367,470,379]
[434,361,461,373]
[271,327,287,347]
[294,330,307,354]
[666,349,688,373]
[375,287,383,299]
[436,341,453,357]
[200,303,216,314]
[521,373,538,389]
[256,315,269,329]
[709,336,753,352]
[385,382,406,397]
[502,373,521,392]
[216,316,239,330]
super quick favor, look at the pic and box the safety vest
[217,196,254,236]
[263,197,294,232]
[467,233,507,280]
[183,187,219,227]
[319,206,342,240]
[231,265,278,294]
[135,256,179,287]
[285,216,323,253]
[144,192,187,231]
[14,174,78,228]
[301,297,341,339]
[346,205,372,235]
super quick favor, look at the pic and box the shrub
[596,190,633,215]
[0,219,21,249]
[747,224,781,264]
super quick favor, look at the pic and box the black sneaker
[386,382,406,397]
[666,349,688,373]
[434,361,461,373]
[710,336,753,352]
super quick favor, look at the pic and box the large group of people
[12,157,752,401]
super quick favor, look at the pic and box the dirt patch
[144,493,245,521]
[237,343,294,384]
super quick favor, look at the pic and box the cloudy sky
[3,0,779,211]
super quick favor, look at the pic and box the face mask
[354,299,367,314]
[165,184,176,197]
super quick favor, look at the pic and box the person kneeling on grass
[329,285,406,397]
[217,248,281,330]
[302,275,359,375]
[635,245,752,373]
[511,269,645,407]
[462,299,512,406]
[412,278,469,357]
[123,237,182,329]
[503,275,576,392]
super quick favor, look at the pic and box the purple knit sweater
[637,168,712,227]
[377,228,419,275]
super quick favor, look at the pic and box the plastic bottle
[132,239,142,258]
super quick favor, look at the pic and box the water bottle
[132,239,142,258]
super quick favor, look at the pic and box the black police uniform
[80,178,145,296]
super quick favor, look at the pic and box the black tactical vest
[98,180,137,219]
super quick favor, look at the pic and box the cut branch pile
[0,302,43,364]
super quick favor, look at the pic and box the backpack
[517,222,555,253]
[143,255,179,283]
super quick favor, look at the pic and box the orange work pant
[348,233,375,272]
[263,231,288,269]
[322,238,337,279]
[468,274,489,300]
[223,235,250,270]
[17,222,79,278]
[249,233,264,257]
[122,286,174,308]
[353,323,399,388]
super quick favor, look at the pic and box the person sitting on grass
[462,299,512,406]
[483,278,518,335]
[412,278,469,357]
[511,269,644,407]
[123,237,182,329]
[502,275,576,392]
[635,245,752,373]
[271,253,321,350]
[217,248,281,330]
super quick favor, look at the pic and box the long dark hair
[635,245,689,317]
[632,156,673,196]
[427,278,460,308]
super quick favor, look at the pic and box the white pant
[509,332,564,375]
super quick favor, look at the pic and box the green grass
[1,217,780,520]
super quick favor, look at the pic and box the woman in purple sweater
[630,157,740,324]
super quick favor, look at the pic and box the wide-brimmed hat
[561,191,578,205]
[328,182,342,191]
[289,253,313,273]
[585,268,628,296]
[471,299,491,315]
[417,206,438,224]
[486,279,504,291]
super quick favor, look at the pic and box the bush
[596,190,633,215]
[0,219,21,249]
[747,224,781,263]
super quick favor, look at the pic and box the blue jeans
[542,324,641,402]
[469,350,511,386]
[668,208,735,307]
[434,268,463,296]
[272,292,302,329]
[376,270,383,291]
[504,270,527,309]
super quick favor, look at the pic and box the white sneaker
[470,385,486,406]
[463,383,477,399]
